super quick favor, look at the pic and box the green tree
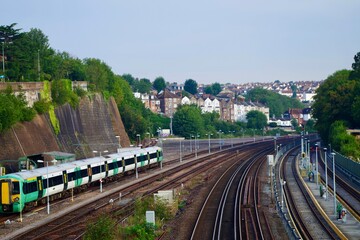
[135,78,152,93]
[0,86,35,132]
[211,82,222,96]
[291,118,298,129]
[84,58,113,91]
[153,76,166,92]
[246,110,267,129]
[184,79,198,95]
[173,105,204,137]
[204,85,213,95]
[312,69,359,141]
[349,52,360,80]
[0,23,24,79]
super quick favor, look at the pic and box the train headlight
[14,197,19,202]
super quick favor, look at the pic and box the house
[157,89,181,117]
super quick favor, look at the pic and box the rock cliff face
[0,94,130,165]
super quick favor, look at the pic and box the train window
[125,157,134,165]
[108,162,114,170]
[68,172,76,181]
[80,169,88,178]
[23,181,37,194]
[47,175,63,188]
[12,182,20,194]
[150,152,157,159]
[92,166,100,174]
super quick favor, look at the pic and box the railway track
[6,142,260,239]
[190,141,276,239]
[280,148,341,240]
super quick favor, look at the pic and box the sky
[2,1,360,84]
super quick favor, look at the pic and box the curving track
[191,141,277,240]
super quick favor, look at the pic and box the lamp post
[206,133,213,154]
[331,152,336,215]
[115,135,121,153]
[315,143,319,186]
[274,137,277,153]
[229,131,235,147]
[190,135,193,152]
[218,131,222,150]
[37,159,57,214]
[323,147,328,200]
[253,129,255,142]
[195,134,200,159]
[93,150,108,192]
[136,134,141,147]
[281,180,286,209]
[179,139,182,162]
[1,42,4,74]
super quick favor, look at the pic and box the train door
[87,165,92,183]
[37,176,44,199]
[105,161,108,178]
[63,171,68,191]
[0,180,11,205]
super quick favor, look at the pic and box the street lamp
[331,152,336,215]
[190,135,194,152]
[179,139,182,162]
[315,143,319,186]
[229,131,235,147]
[281,180,286,209]
[195,134,200,159]
[136,134,141,147]
[206,133,213,154]
[218,131,222,150]
[323,147,328,200]
[37,159,57,214]
[115,135,121,153]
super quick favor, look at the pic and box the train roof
[2,146,161,180]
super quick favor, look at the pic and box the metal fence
[333,151,360,180]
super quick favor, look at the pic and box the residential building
[157,89,181,117]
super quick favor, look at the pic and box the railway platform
[299,166,360,239]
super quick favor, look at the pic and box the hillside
[0,94,130,169]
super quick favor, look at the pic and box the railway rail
[5,142,261,239]
[280,147,342,240]
[190,141,277,240]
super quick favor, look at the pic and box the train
[0,146,163,213]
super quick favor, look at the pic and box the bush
[84,215,117,240]
[33,99,51,114]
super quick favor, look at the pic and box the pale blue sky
[2,0,360,84]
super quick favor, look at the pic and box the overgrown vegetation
[0,86,36,133]
[84,196,175,240]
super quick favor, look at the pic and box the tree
[204,86,213,94]
[173,105,204,137]
[291,118,298,129]
[0,23,24,79]
[246,110,267,129]
[312,69,359,141]
[153,76,166,92]
[135,78,152,93]
[349,52,360,80]
[211,82,222,96]
[184,79,198,95]
[84,58,114,91]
